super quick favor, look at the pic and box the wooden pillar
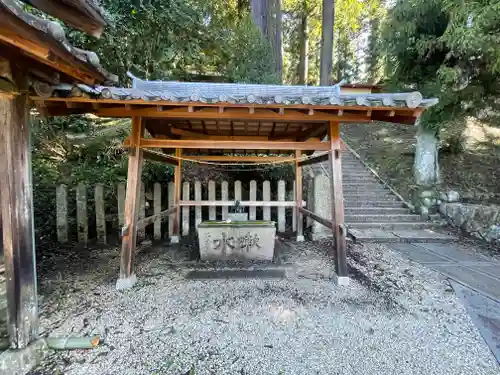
[0,87,38,348]
[295,150,304,242]
[117,116,144,290]
[328,121,348,284]
[171,148,182,243]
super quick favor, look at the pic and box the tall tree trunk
[272,0,283,81]
[414,119,440,186]
[367,17,380,84]
[298,1,309,84]
[251,0,269,36]
[320,0,335,85]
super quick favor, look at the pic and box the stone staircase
[308,146,456,243]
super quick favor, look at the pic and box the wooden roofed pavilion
[30,77,438,290]
[0,0,115,350]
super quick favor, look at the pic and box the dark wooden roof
[20,0,107,37]
[0,0,116,87]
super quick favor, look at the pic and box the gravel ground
[29,240,499,375]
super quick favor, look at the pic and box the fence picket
[95,184,106,244]
[221,181,228,220]
[208,180,216,220]
[263,180,271,221]
[234,180,242,201]
[76,183,88,245]
[168,181,174,238]
[292,182,297,232]
[56,179,303,242]
[195,181,202,227]
[249,180,257,220]
[182,182,190,235]
[56,184,68,243]
[278,180,285,232]
[154,183,161,240]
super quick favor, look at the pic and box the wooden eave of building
[0,0,117,86]
[20,0,107,37]
[31,94,431,156]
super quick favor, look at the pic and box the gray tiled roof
[76,79,438,109]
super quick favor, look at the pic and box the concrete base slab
[170,236,179,244]
[472,265,500,280]
[296,235,305,242]
[432,265,500,302]
[0,339,49,375]
[451,281,500,364]
[415,243,489,263]
[185,269,285,280]
[388,243,451,263]
[115,274,137,290]
[334,275,350,286]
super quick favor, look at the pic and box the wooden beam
[298,152,329,167]
[139,139,330,151]
[169,128,296,141]
[172,148,182,242]
[184,155,295,163]
[179,200,302,207]
[142,149,178,166]
[94,105,360,122]
[328,120,348,278]
[298,207,332,229]
[296,150,304,241]
[137,207,177,230]
[0,81,38,348]
[118,116,144,289]
[296,124,328,142]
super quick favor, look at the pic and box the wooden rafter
[142,149,178,166]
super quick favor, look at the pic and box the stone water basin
[197,220,276,261]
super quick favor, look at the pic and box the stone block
[0,339,49,375]
[311,175,332,240]
[228,213,248,221]
[419,190,435,199]
[473,206,499,230]
[483,225,500,243]
[198,221,276,261]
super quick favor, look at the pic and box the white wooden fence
[56,180,300,244]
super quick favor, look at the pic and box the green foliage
[383,0,500,131]
[69,0,278,84]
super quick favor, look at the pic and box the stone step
[348,228,458,243]
[343,182,386,187]
[344,207,410,215]
[347,222,439,230]
[344,201,405,208]
[343,187,389,193]
[345,214,427,222]
[342,173,379,178]
[344,194,398,201]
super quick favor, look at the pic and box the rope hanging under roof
[161,151,330,167]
